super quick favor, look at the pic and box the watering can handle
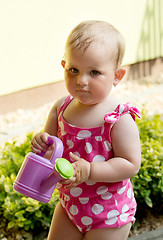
[38,136,64,165]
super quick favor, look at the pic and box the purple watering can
[13,136,74,203]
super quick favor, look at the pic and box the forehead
[65,43,115,68]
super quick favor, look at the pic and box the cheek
[92,79,113,97]
[64,74,75,93]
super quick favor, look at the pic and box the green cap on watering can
[55,158,74,179]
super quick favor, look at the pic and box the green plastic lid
[55,158,74,179]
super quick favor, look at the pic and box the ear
[113,68,126,86]
[61,60,66,68]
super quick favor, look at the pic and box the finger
[40,133,50,146]
[31,144,41,154]
[69,152,83,162]
[31,135,48,153]
[61,177,76,185]
[31,137,44,153]
[64,181,78,189]
[64,183,77,189]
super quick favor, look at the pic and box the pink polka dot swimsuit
[57,95,141,233]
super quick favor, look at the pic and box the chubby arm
[89,114,141,182]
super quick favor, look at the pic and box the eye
[69,68,79,74]
[90,70,100,76]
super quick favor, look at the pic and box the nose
[77,74,88,86]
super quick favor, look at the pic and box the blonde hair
[65,20,125,69]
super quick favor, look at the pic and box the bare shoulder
[44,96,68,134]
[49,96,68,114]
[111,113,141,162]
[56,96,68,111]
[111,113,139,139]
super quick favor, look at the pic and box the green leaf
[145,197,153,208]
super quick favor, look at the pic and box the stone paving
[128,228,163,240]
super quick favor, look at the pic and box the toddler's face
[62,43,118,105]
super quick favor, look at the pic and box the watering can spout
[40,158,74,192]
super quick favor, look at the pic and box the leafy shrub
[132,111,163,210]
[0,133,59,232]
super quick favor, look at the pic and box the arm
[89,114,141,182]
[31,97,66,154]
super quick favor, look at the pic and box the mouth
[76,88,88,92]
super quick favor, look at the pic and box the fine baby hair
[65,20,125,69]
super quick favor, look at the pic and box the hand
[31,132,54,154]
[62,152,90,189]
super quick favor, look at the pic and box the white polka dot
[107,210,119,219]
[101,192,112,200]
[85,142,92,154]
[105,210,119,225]
[64,195,70,201]
[81,216,93,226]
[105,217,117,225]
[60,198,65,208]
[127,188,132,198]
[107,115,116,121]
[58,111,63,120]
[122,204,129,213]
[77,130,91,139]
[119,104,125,114]
[120,213,130,222]
[95,136,102,141]
[117,185,126,194]
[70,187,82,197]
[79,197,89,204]
[92,204,104,214]
[67,212,73,220]
[59,121,66,136]
[76,225,82,232]
[67,140,74,149]
[70,205,78,215]
[85,180,96,185]
[93,155,105,162]
[115,199,118,206]
[104,141,112,151]
[97,186,108,195]
[101,126,104,135]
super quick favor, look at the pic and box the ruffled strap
[104,103,141,123]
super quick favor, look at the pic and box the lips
[76,88,88,92]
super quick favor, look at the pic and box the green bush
[0,111,162,233]
[132,111,163,210]
[0,133,59,232]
